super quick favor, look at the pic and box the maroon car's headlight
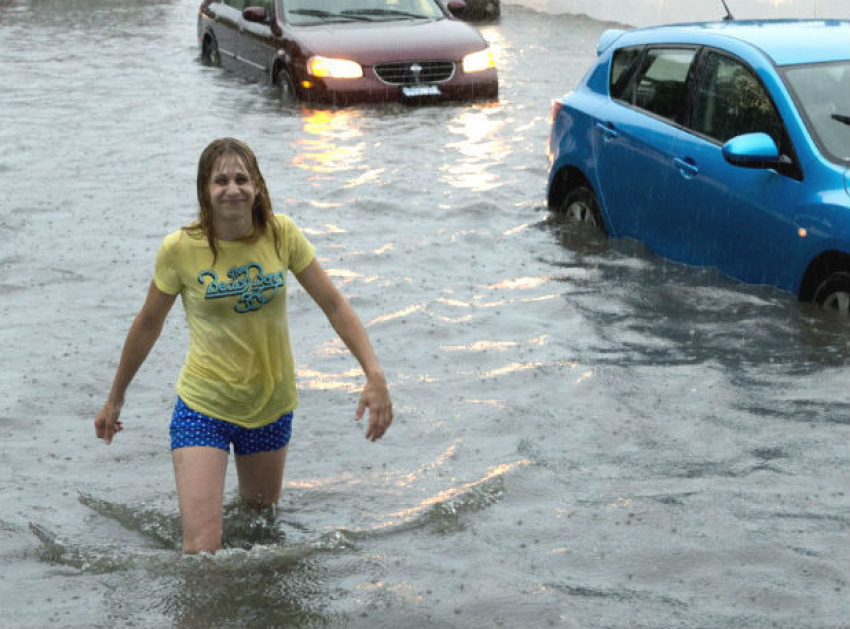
[307,56,363,79]
[462,48,496,74]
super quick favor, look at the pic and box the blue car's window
[609,46,642,100]
[691,52,784,147]
[618,47,696,123]
[783,61,850,164]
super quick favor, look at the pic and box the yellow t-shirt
[153,214,315,428]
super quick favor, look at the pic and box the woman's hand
[356,374,393,441]
[95,400,124,444]
[93,282,176,445]
[296,260,394,442]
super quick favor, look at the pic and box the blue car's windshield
[783,61,850,164]
[284,0,444,24]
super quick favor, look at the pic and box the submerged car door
[237,0,277,83]
[592,46,697,253]
[665,50,803,286]
[208,0,244,70]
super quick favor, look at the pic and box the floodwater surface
[1,1,849,628]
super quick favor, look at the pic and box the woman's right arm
[94,281,177,444]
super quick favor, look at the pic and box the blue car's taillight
[550,99,564,122]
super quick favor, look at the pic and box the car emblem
[410,63,423,81]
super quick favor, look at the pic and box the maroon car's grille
[374,61,455,85]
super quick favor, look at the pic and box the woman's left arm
[295,259,393,441]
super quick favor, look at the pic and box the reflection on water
[292,109,365,175]
[296,367,363,393]
[301,220,348,235]
[442,106,507,191]
[440,334,549,352]
[373,458,530,531]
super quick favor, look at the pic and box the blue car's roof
[605,19,850,66]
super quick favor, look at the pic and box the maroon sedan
[197,0,499,105]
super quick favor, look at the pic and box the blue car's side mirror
[722,132,781,169]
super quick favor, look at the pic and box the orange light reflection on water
[301,222,346,236]
[486,275,551,290]
[286,443,530,533]
[296,367,362,393]
[324,267,380,286]
[441,108,506,192]
[465,398,509,408]
[503,222,531,236]
[394,440,460,487]
[370,458,532,531]
[367,303,425,326]
[481,362,545,378]
[291,109,365,176]
[440,335,549,353]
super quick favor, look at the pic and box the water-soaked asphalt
[1,1,849,627]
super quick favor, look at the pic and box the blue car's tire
[560,187,605,234]
[814,272,850,313]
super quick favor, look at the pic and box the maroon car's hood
[290,18,488,64]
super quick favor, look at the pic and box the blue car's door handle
[595,122,618,140]
[673,157,699,178]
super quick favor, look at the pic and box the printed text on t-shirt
[198,262,285,313]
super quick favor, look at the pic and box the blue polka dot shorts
[170,397,293,455]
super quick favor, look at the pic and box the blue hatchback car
[547,19,850,310]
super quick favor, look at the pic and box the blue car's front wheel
[814,272,850,313]
[560,186,605,234]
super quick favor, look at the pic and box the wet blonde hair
[186,137,281,262]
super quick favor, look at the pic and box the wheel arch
[271,56,300,101]
[798,250,850,302]
[202,30,216,52]
[547,165,595,210]
[271,57,286,83]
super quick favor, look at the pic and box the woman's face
[208,155,257,227]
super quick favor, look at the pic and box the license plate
[402,85,441,98]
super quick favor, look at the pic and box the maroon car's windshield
[284,0,446,25]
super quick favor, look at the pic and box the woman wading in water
[94,137,393,553]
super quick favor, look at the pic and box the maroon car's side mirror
[243,6,268,23]
[447,0,466,17]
